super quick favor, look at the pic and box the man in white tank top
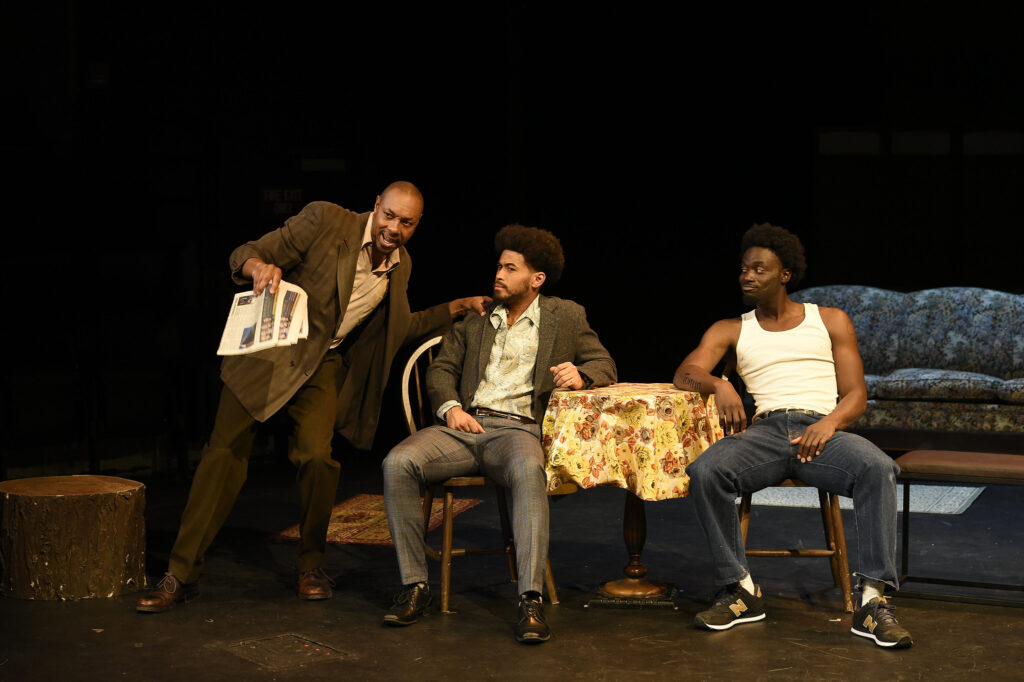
[673,223,912,649]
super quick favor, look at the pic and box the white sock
[739,574,755,594]
[861,580,885,606]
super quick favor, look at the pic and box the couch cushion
[898,288,1024,379]
[864,374,883,398]
[791,286,903,375]
[998,378,1024,405]
[856,399,1024,432]
[874,368,1003,401]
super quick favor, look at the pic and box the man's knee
[199,444,248,467]
[862,449,899,483]
[844,435,899,481]
[382,445,422,484]
[289,442,337,470]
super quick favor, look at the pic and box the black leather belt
[752,408,823,423]
[468,407,536,425]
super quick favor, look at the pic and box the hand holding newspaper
[217,280,309,356]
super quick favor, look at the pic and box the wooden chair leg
[818,490,841,587]
[425,479,561,612]
[741,487,852,613]
[900,480,912,580]
[739,493,753,543]
[495,486,518,583]
[440,489,456,613]
[828,493,854,613]
[421,487,440,561]
[422,487,434,537]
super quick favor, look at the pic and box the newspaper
[216,280,309,356]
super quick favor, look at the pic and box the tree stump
[0,475,146,600]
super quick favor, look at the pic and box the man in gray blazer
[382,224,617,643]
[137,181,488,613]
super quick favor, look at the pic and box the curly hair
[740,223,807,287]
[494,224,565,285]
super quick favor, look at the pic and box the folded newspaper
[217,281,309,356]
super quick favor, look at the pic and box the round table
[542,382,723,599]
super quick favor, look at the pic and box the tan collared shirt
[437,296,541,420]
[330,214,400,348]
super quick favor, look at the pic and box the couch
[790,286,1024,453]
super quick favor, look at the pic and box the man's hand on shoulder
[444,406,485,433]
[550,362,585,390]
[449,296,492,318]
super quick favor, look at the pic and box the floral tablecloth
[542,382,724,501]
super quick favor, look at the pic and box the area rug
[276,494,481,546]
[747,484,984,514]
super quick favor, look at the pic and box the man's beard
[493,283,524,304]
[742,293,757,306]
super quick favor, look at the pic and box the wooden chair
[739,480,854,612]
[719,364,853,613]
[400,336,559,613]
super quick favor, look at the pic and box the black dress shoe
[298,567,335,600]
[136,572,199,613]
[515,593,550,643]
[383,583,432,626]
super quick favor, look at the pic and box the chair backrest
[401,336,444,434]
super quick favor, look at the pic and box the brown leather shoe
[298,567,335,600]
[515,593,550,643]
[383,582,432,626]
[136,572,198,613]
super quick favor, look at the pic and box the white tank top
[736,303,838,418]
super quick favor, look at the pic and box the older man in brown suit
[138,181,488,612]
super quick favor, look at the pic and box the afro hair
[494,224,565,286]
[740,222,807,287]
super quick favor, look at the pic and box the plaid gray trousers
[382,415,549,594]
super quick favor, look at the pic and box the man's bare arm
[823,307,869,429]
[672,319,746,434]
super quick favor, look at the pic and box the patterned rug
[749,484,984,514]
[275,494,481,546]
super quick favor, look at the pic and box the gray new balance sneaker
[694,583,767,631]
[851,596,913,648]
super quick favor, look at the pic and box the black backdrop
[4,3,1024,470]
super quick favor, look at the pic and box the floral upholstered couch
[790,286,1024,453]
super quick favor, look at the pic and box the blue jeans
[685,411,900,590]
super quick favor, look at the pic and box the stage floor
[2,453,1022,680]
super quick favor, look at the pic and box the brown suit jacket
[221,201,450,449]
[426,295,617,424]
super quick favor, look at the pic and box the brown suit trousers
[169,352,345,581]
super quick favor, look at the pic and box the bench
[894,449,1024,607]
